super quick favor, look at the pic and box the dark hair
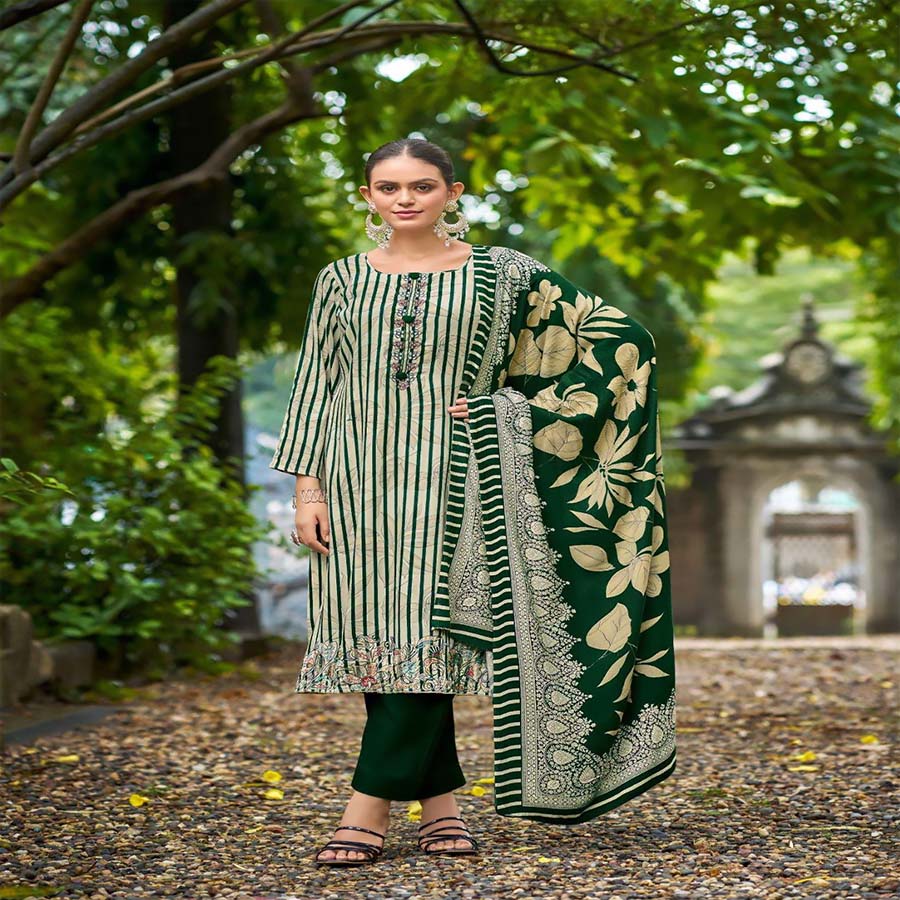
[364,138,455,188]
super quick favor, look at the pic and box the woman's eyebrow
[373,178,439,185]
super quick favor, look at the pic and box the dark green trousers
[350,692,467,801]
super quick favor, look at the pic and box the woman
[270,138,676,866]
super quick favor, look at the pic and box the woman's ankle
[345,789,391,819]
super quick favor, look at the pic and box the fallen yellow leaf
[262,769,282,783]
[245,825,264,834]
[471,785,487,797]
[54,754,79,763]
[787,765,819,772]
[263,788,284,800]
[537,856,561,863]
[129,794,150,807]
[406,802,423,821]
[473,776,494,785]
[792,751,817,762]
[860,734,879,744]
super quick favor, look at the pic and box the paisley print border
[296,632,493,694]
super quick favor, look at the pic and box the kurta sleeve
[269,265,339,478]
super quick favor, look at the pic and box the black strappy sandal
[313,824,386,866]
[417,815,480,856]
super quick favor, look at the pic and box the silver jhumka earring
[365,202,393,249]
[433,198,470,246]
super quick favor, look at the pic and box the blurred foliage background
[1,0,897,675]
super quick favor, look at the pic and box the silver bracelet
[291,489,326,507]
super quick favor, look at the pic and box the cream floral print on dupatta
[433,245,676,825]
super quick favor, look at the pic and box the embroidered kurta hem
[271,244,677,824]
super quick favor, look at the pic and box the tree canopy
[1,0,897,431]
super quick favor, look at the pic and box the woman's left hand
[447,395,468,421]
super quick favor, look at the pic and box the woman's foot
[417,791,474,852]
[316,790,391,862]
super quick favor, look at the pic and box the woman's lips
[393,210,421,217]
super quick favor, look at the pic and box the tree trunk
[164,0,259,635]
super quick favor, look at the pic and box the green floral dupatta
[433,245,676,825]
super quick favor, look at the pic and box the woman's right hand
[296,501,330,555]
[295,477,330,555]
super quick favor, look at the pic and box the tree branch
[0,0,389,191]
[0,16,640,209]
[1,0,253,185]
[0,0,69,31]
[71,0,381,138]
[0,30,403,210]
[13,0,94,174]
[450,0,636,79]
[0,91,328,316]
[0,2,400,208]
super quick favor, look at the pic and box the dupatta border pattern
[434,246,677,824]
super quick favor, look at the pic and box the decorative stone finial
[799,293,819,340]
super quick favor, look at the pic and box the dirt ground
[2,635,897,899]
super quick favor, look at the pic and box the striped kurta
[270,244,493,694]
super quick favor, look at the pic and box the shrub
[0,306,269,677]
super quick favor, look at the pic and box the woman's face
[360,154,463,233]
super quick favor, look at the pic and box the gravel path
[2,636,897,899]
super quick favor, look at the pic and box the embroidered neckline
[390,271,428,388]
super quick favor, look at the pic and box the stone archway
[665,299,900,636]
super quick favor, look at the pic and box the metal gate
[765,511,860,636]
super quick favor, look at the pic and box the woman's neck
[376,234,465,260]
